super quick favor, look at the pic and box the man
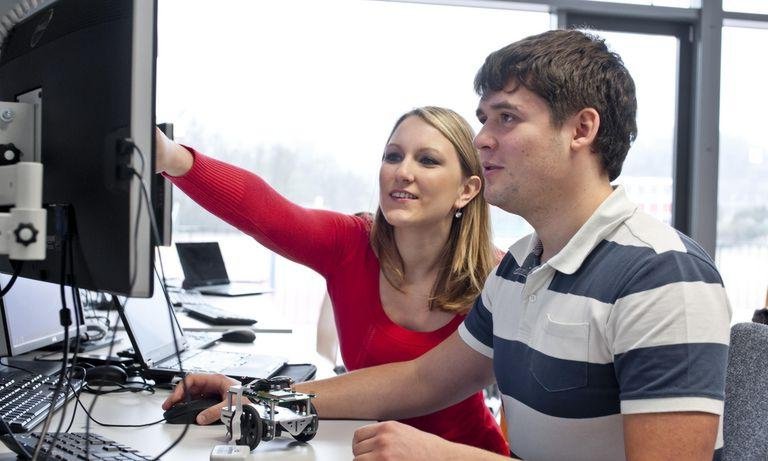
[165,29,731,460]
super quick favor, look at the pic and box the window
[588,0,695,6]
[598,31,678,225]
[717,24,768,323]
[723,0,768,14]
[564,15,691,229]
[157,0,549,318]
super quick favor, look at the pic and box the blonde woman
[158,107,508,455]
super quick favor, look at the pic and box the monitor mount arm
[0,101,46,261]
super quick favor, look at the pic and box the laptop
[176,241,272,296]
[115,273,285,383]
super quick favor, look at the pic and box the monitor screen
[0,273,78,357]
[176,242,230,288]
[0,0,157,297]
[116,271,186,362]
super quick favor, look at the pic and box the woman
[159,106,508,455]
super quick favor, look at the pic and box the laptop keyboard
[162,349,251,373]
[182,331,223,350]
[166,289,205,306]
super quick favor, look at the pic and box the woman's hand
[154,126,194,176]
[161,373,241,425]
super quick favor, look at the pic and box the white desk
[175,291,297,333]
[8,390,367,460]
[1,306,372,460]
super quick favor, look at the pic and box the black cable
[83,294,125,460]
[83,382,155,395]
[0,411,32,459]
[0,262,33,458]
[49,255,85,442]
[127,138,147,293]
[64,377,164,428]
[33,238,72,460]
[128,149,193,461]
[0,260,24,297]
[0,361,44,459]
[63,366,87,434]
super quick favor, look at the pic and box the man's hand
[352,421,451,460]
[352,421,510,461]
[161,373,240,425]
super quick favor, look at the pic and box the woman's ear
[455,175,482,209]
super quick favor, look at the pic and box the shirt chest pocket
[529,315,590,392]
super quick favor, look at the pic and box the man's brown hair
[474,29,637,181]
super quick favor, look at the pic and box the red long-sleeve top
[169,148,509,455]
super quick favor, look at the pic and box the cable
[0,411,32,459]
[59,373,165,429]
[0,260,24,297]
[127,144,193,460]
[32,238,71,460]
[63,366,87,434]
[48,258,86,444]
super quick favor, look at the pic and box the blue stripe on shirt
[494,338,620,419]
[496,252,531,283]
[549,240,723,303]
[464,296,494,349]
[616,342,728,401]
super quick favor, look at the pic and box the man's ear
[570,108,600,152]
[455,175,482,209]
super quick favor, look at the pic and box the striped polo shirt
[459,186,731,461]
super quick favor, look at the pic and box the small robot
[220,376,319,450]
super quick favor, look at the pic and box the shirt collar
[542,185,637,275]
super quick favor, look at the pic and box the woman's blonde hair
[370,106,495,314]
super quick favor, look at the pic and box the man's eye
[501,113,517,124]
[383,152,402,163]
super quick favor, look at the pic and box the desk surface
[2,300,370,460]
[8,391,367,460]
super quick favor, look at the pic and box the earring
[454,209,463,219]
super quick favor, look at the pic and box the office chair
[723,322,768,460]
[315,292,339,365]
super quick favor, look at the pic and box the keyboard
[162,349,251,373]
[183,331,224,350]
[183,303,257,326]
[1,431,153,460]
[167,289,205,306]
[0,369,84,433]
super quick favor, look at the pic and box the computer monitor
[154,123,174,247]
[0,273,78,357]
[0,0,157,297]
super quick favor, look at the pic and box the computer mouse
[163,397,223,425]
[85,365,128,386]
[220,329,256,343]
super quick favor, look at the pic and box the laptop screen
[117,273,187,364]
[176,242,230,287]
[0,274,78,356]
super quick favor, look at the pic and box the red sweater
[169,149,509,455]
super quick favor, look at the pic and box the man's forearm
[295,360,437,420]
[296,332,495,420]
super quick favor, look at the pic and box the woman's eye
[420,156,439,166]
[383,152,402,163]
